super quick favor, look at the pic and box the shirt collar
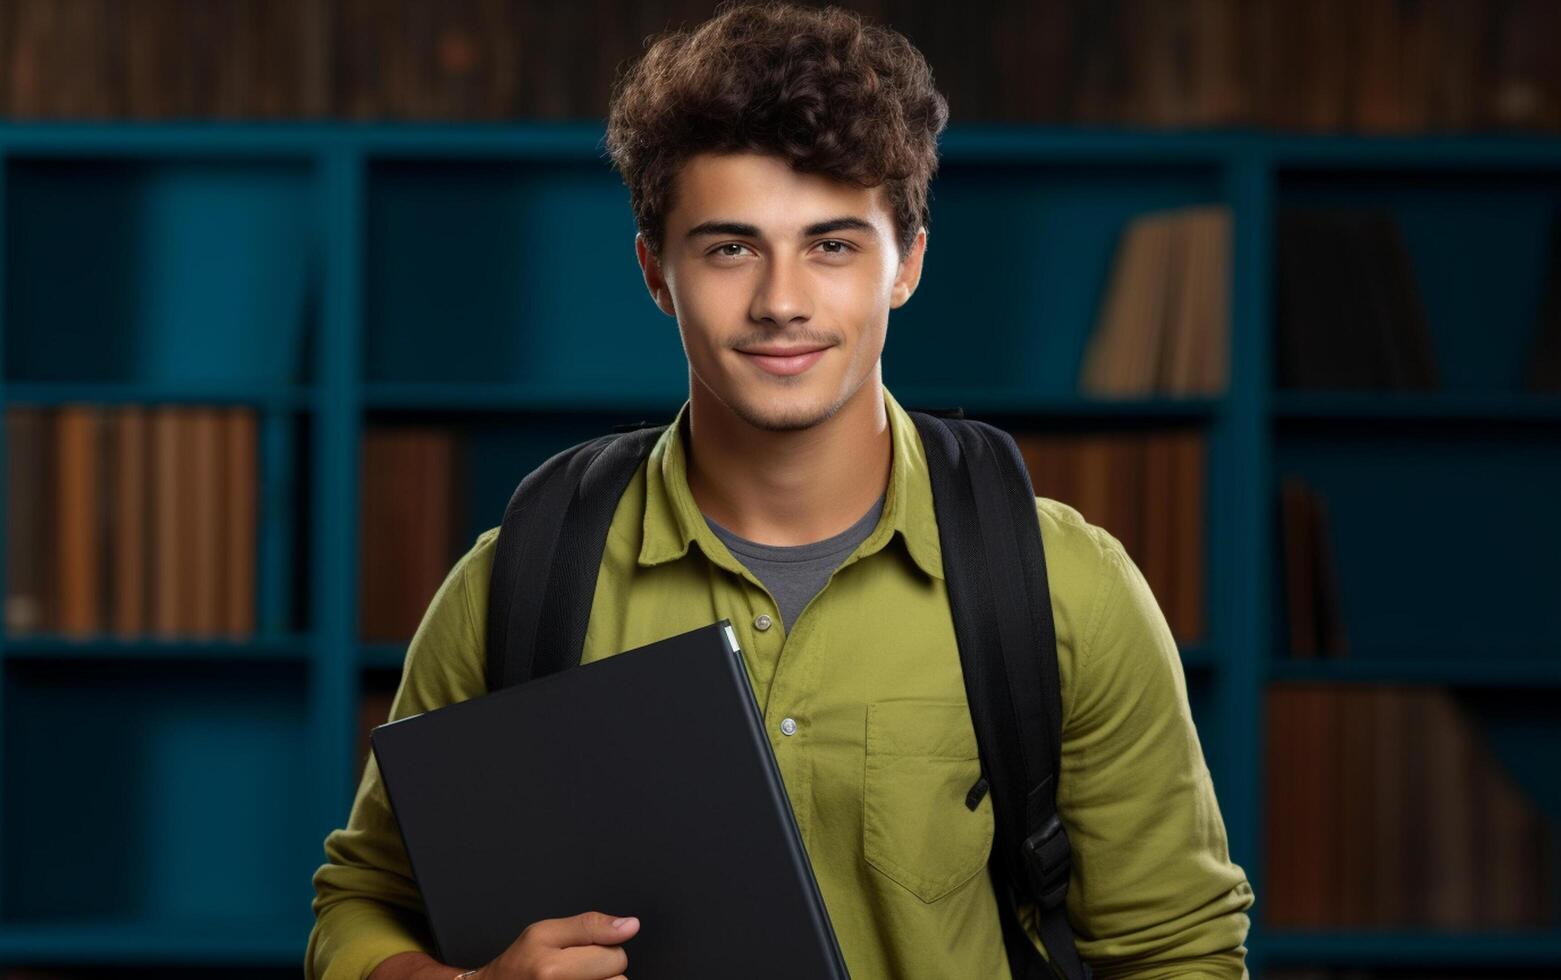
[638,385,945,581]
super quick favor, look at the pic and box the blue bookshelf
[0,121,1557,975]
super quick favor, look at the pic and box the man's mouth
[737,344,831,377]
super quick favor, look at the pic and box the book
[110,405,149,638]
[1081,206,1230,397]
[5,407,54,635]
[1015,429,1205,644]
[359,424,463,641]
[1277,477,1348,659]
[1423,689,1479,927]
[1268,685,1555,929]
[1276,208,1438,391]
[1524,208,1561,391]
[224,407,258,637]
[55,405,103,637]
[191,406,224,638]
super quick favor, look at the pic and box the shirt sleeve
[1025,519,1255,979]
[304,530,497,980]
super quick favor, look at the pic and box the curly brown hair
[603,0,950,261]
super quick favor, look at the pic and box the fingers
[528,910,640,949]
[544,942,630,979]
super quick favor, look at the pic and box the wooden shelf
[1273,391,1561,425]
[361,381,1223,421]
[363,381,684,413]
[1269,657,1561,688]
[2,634,315,662]
[1261,929,1561,966]
[2,382,315,410]
[0,918,310,965]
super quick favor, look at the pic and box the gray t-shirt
[704,493,886,633]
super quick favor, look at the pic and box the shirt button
[780,717,798,736]
[754,614,773,631]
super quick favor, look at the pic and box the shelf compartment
[363,158,686,391]
[2,404,314,642]
[1274,168,1561,397]
[1272,431,1561,663]
[1264,684,1559,936]
[3,157,318,387]
[1,660,315,929]
[887,160,1226,399]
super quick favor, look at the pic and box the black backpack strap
[910,410,1092,980]
[486,423,666,691]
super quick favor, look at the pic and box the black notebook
[371,619,852,978]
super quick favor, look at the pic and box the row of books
[1080,206,1230,397]
[1278,477,1348,659]
[3,412,469,644]
[5,1,1561,132]
[1267,685,1554,929]
[5,405,257,639]
[0,0,327,120]
[359,425,467,642]
[1234,0,1561,134]
[1015,429,1205,644]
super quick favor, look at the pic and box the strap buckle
[1020,813,1072,910]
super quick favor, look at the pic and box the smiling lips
[738,345,830,377]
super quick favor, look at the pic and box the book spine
[56,404,102,637]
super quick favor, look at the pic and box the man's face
[636,151,925,433]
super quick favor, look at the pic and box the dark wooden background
[1,0,1558,132]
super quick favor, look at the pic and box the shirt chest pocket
[862,699,995,904]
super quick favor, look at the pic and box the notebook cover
[373,619,851,978]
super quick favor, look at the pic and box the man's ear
[890,226,927,309]
[636,232,677,317]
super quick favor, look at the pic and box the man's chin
[726,390,843,434]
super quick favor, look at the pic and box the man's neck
[684,376,891,548]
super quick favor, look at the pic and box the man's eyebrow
[685,216,878,240]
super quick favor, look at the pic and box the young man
[306,3,1255,978]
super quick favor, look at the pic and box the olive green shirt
[306,386,1254,979]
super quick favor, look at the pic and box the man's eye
[819,240,854,254]
[715,243,751,258]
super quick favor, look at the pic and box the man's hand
[368,911,639,980]
[474,910,641,980]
